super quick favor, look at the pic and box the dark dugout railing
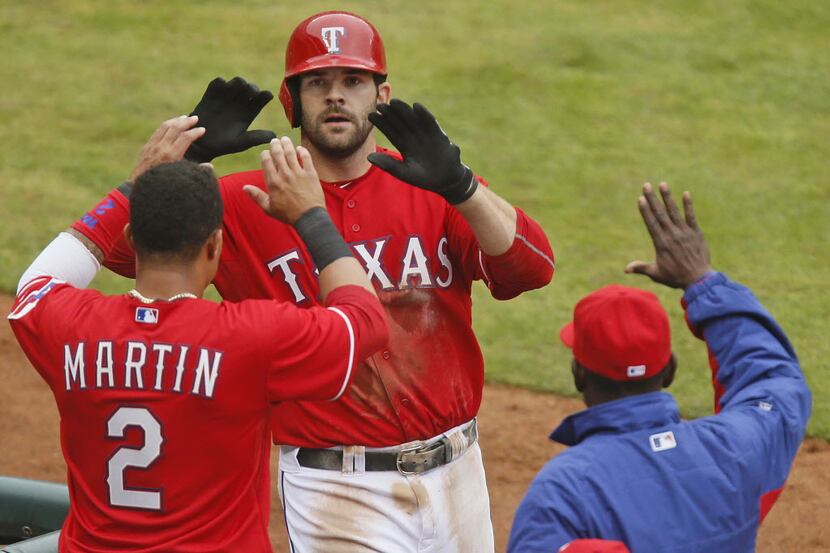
[0,477,67,553]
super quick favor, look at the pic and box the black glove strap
[445,167,478,205]
[293,207,353,271]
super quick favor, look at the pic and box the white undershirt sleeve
[17,232,101,293]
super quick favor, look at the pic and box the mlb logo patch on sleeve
[135,307,159,324]
[649,430,677,452]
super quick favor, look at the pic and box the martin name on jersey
[61,339,223,398]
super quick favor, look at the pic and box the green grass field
[1,1,828,436]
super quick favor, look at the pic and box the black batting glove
[368,100,478,204]
[184,76,277,163]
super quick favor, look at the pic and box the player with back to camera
[8,116,388,552]
[507,183,811,552]
[69,10,555,552]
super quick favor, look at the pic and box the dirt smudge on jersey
[347,288,461,419]
[379,287,459,378]
[346,360,394,417]
[379,288,442,334]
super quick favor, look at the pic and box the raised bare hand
[130,115,206,182]
[243,137,325,225]
[625,182,711,289]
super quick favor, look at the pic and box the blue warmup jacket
[508,273,811,553]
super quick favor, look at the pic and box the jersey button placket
[343,196,359,237]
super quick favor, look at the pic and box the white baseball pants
[278,426,494,552]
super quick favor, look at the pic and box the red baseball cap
[559,539,631,552]
[560,285,671,381]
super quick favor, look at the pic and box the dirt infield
[1,293,827,551]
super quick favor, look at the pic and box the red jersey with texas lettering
[8,276,386,552]
[72,148,555,447]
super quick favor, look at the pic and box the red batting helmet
[279,11,388,127]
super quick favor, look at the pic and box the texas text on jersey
[72,148,555,448]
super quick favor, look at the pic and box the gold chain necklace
[128,289,198,304]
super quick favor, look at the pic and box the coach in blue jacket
[508,183,811,553]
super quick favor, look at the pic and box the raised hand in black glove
[367,100,478,205]
[184,76,277,163]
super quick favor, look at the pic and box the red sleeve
[446,180,555,299]
[70,186,136,278]
[71,173,265,281]
[479,208,555,300]
[243,285,388,402]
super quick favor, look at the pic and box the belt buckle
[396,442,428,476]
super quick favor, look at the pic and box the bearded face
[298,69,384,159]
[301,102,377,159]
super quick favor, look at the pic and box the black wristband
[293,207,353,271]
[117,180,133,198]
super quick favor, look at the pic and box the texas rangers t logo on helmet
[321,27,346,53]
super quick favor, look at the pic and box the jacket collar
[551,392,681,446]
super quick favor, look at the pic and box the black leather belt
[296,420,478,475]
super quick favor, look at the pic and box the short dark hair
[130,160,223,262]
[578,359,675,397]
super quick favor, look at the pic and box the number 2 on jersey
[106,406,164,510]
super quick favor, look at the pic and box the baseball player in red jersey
[70,11,555,551]
[9,116,388,552]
